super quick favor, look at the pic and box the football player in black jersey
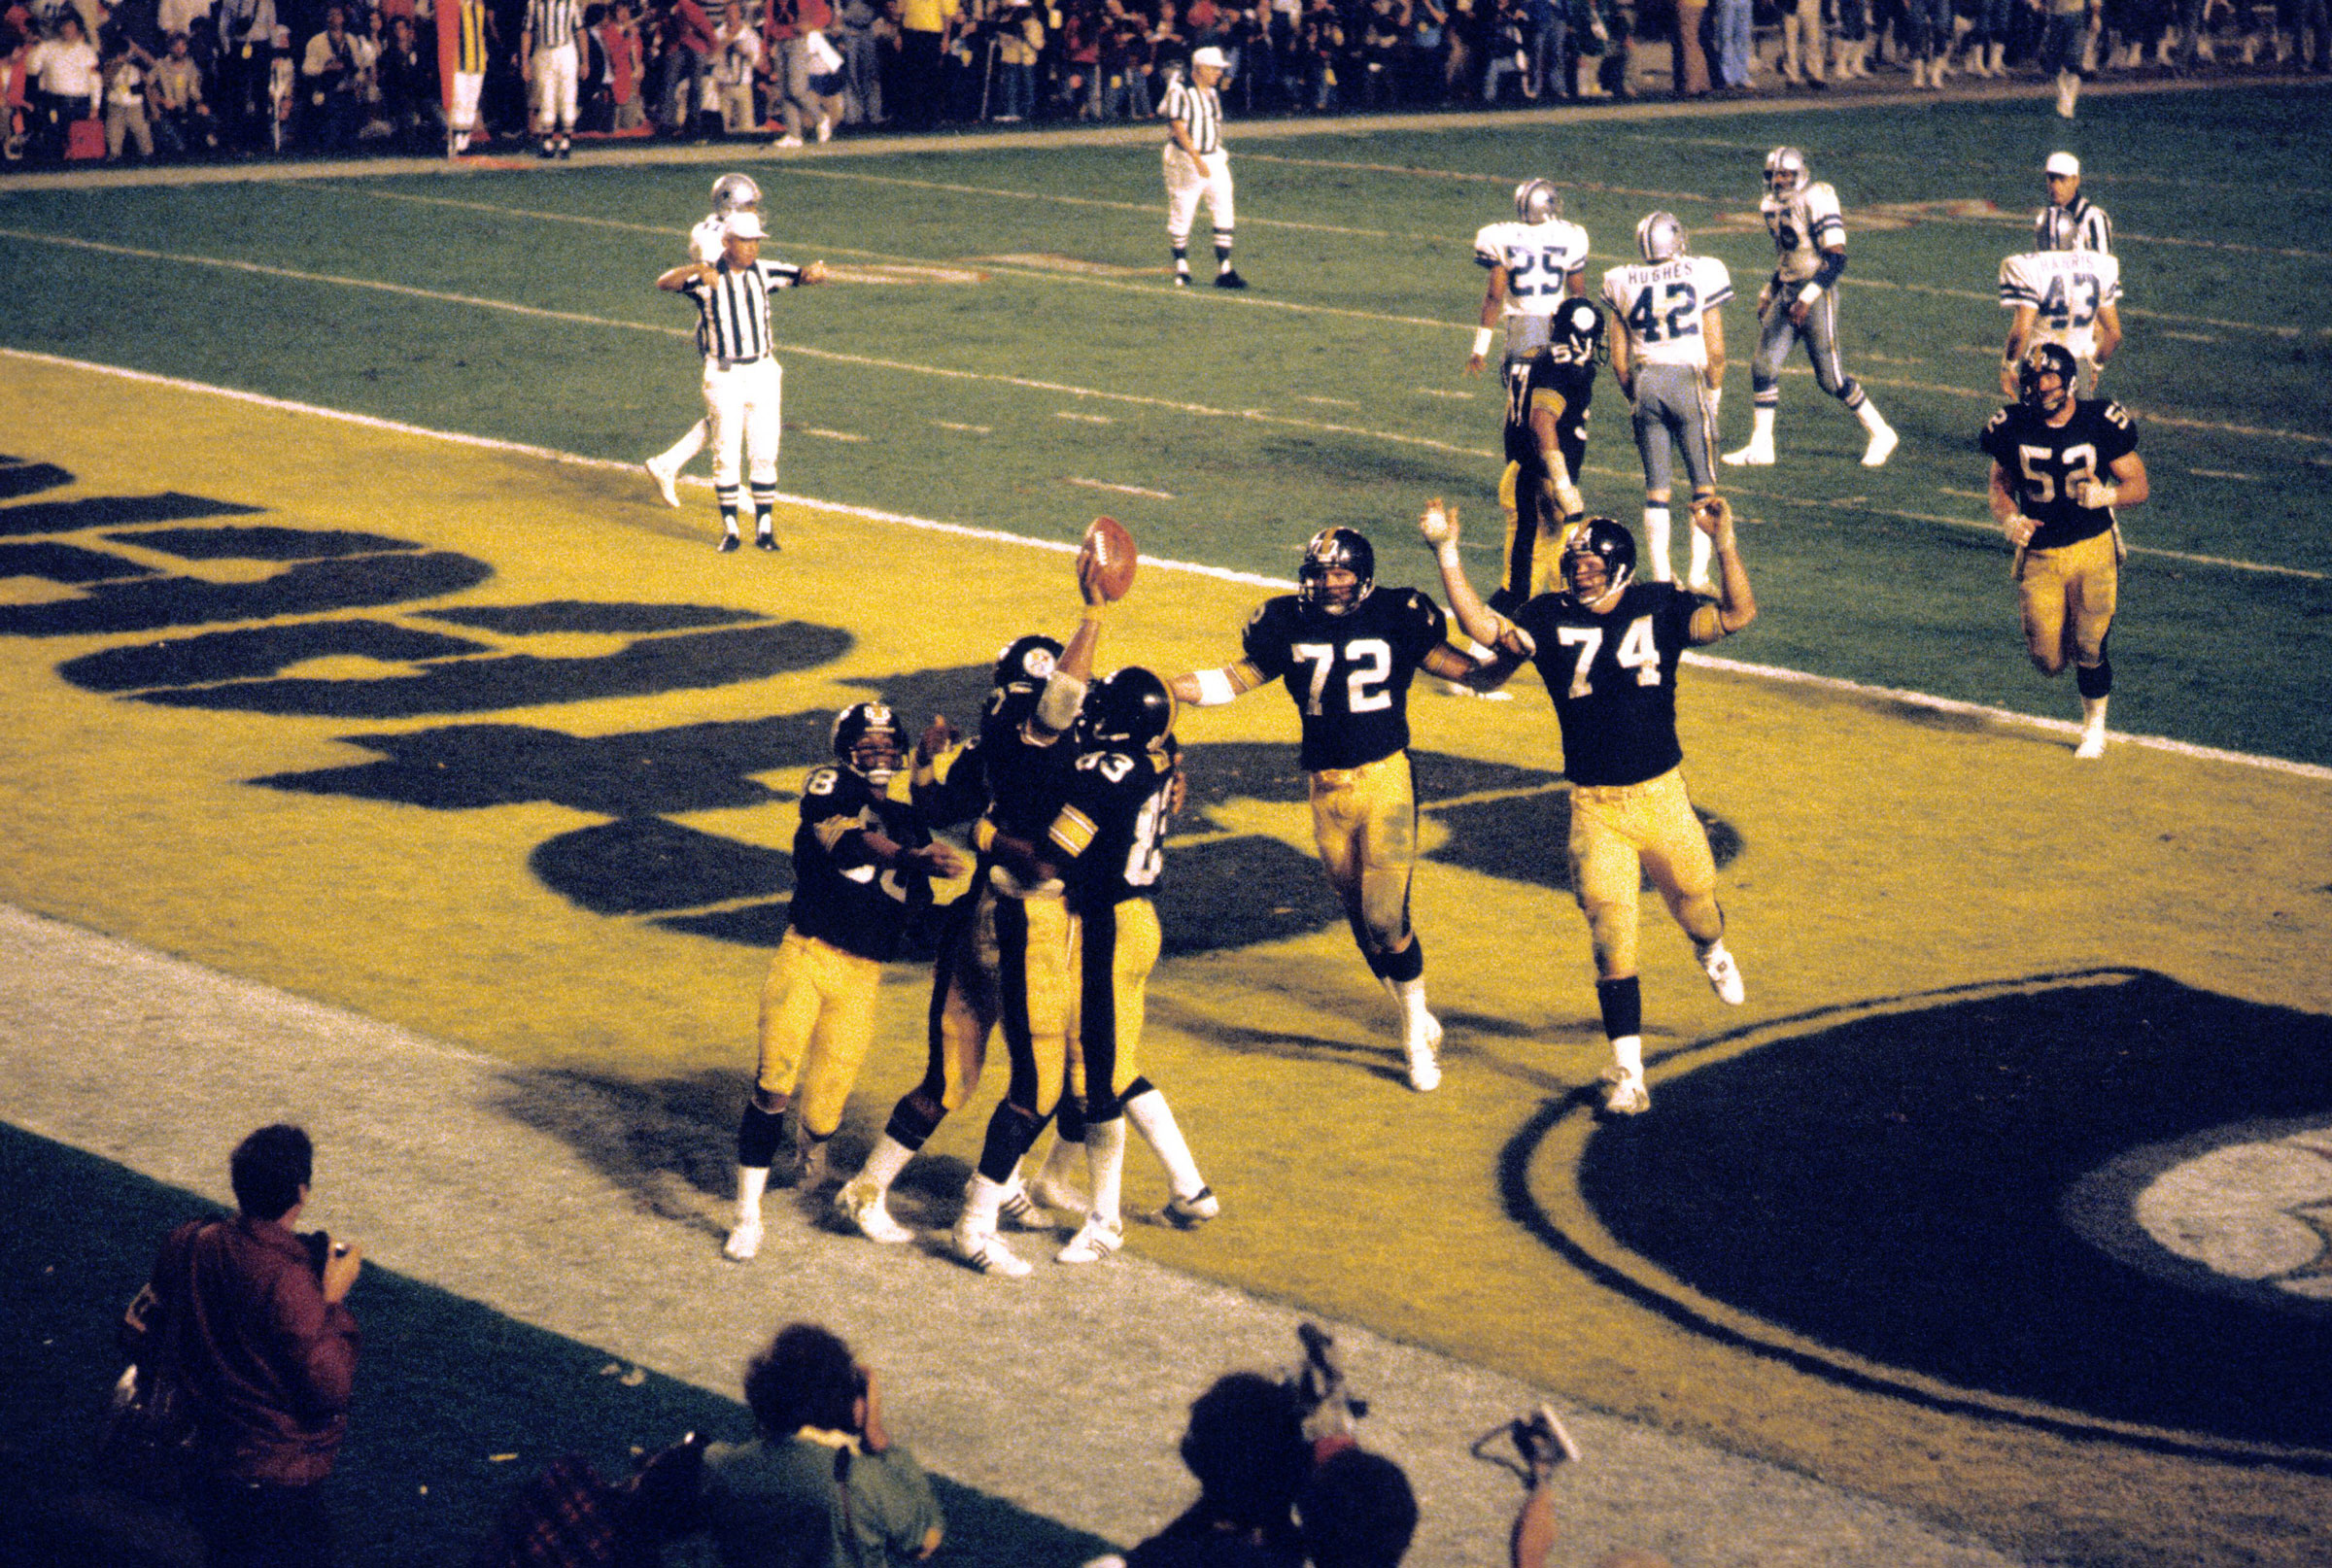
[1170,528,1492,1093]
[1424,499,1754,1116]
[1981,342,2147,760]
[1493,296,1605,614]
[724,701,969,1261]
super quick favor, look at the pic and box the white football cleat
[1056,1216,1124,1264]
[997,1181,1052,1232]
[1404,1013,1444,1093]
[1698,942,1747,1006]
[951,1221,1032,1278]
[1723,441,1775,467]
[1600,1072,1651,1116]
[1861,425,1900,468]
[722,1214,764,1262]
[2075,727,2107,760]
[644,455,680,509]
[1162,1185,1220,1228]
[834,1178,912,1244]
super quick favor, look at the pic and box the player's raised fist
[1080,516,1138,603]
[1419,498,1458,547]
[1690,495,1734,539]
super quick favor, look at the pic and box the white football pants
[531,42,578,130]
[702,357,782,491]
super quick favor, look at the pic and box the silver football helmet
[1514,178,1562,224]
[1763,146,1809,196]
[710,173,762,215]
[1635,211,1686,263]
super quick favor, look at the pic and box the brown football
[1081,516,1139,602]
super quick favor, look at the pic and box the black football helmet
[1297,528,1375,615]
[2017,342,2077,416]
[991,633,1065,694]
[1081,666,1177,751]
[831,700,905,786]
[1560,518,1636,602]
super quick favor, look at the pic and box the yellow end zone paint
[6,354,2332,1566]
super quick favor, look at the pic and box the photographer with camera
[132,1123,361,1567]
[693,1322,943,1568]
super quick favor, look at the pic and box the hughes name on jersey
[1513,583,1715,788]
[1998,249,2123,362]
[1242,589,1450,772]
[789,767,941,962]
[1599,256,1733,367]
[1978,397,2139,551]
[1760,180,1845,285]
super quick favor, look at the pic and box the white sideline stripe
[1065,476,1176,499]
[933,420,992,433]
[799,426,868,442]
[7,345,2324,780]
[1055,411,1115,424]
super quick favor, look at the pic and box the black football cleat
[717,532,741,553]
[1214,269,1248,290]
[755,531,778,552]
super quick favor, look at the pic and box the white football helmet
[711,173,762,215]
[1635,211,1686,263]
[1763,146,1809,196]
[1514,178,1562,224]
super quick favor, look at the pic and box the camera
[1288,1322,1367,1442]
[1470,1404,1579,1483]
[301,1230,333,1279]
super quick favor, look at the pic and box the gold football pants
[1498,460,1584,605]
[756,931,883,1140]
[1065,897,1160,1117]
[1309,751,1418,959]
[2017,528,2118,674]
[933,880,1074,1119]
[1567,767,1723,979]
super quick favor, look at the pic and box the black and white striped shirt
[525,0,584,51]
[1164,76,1221,156]
[687,257,806,363]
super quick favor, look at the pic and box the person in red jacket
[146,1124,361,1568]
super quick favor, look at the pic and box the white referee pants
[1162,146,1234,245]
[703,357,782,492]
[532,42,579,130]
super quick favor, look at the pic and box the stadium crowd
[3,0,2324,162]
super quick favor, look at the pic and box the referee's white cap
[725,212,768,240]
[1191,46,1228,68]
[2044,152,2080,178]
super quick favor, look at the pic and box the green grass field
[5,82,2332,1568]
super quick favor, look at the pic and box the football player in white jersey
[1724,147,1898,471]
[1463,178,1592,378]
[644,173,763,508]
[1998,215,2122,398]
[1601,212,1730,591]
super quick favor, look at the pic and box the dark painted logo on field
[0,458,1737,957]
[1543,971,2332,1461]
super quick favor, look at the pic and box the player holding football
[1724,146,1898,472]
[1423,499,1754,1116]
[723,701,967,1261]
[1169,529,1492,1093]
[1982,342,2147,760]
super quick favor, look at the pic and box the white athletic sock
[1688,523,1714,587]
[1122,1087,1205,1202]
[1036,1130,1083,1188]
[1391,975,1431,1031]
[658,421,707,472]
[2081,695,2109,733]
[1084,1117,1128,1229]
[1855,398,1891,436]
[735,1162,770,1222]
[961,1172,1008,1232]
[1750,406,1777,449]
[1611,1034,1644,1082]
[1644,506,1673,582]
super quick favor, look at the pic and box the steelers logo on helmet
[1560,518,1636,603]
[991,633,1064,694]
[1514,178,1562,225]
[2018,342,2077,417]
[711,173,762,214]
[832,701,905,787]
[1635,211,1686,263]
[1080,666,1177,752]
[1297,528,1375,616]
[1763,146,1809,196]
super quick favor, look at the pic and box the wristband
[1465,637,1497,665]
[1797,284,1822,306]
[1471,326,1495,358]
[1192,667,1238,706]
[1435,540,1461,572]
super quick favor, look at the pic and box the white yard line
[7,346,2325,768]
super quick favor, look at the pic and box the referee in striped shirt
[657,212,828,552]
[521,0,585,157]
[1162,47,1243,290]
[2037,153,2112,254]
